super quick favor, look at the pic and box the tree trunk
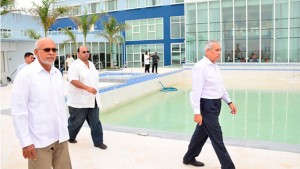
[110,42,114,68]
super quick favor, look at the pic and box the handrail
[94,61,102,70]
[10,68,17,83]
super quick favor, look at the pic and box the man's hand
[22,144,37,160]
[70,80,97,95]
[194,114,202,125]
[229,102,237,115]
[86,87,97,95]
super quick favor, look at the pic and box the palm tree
[26,29,42,39]
[30,0,69,37]
[1,0,15,15]
[62,28,77,59]
[100,16,126,68]
[71,9,105,46]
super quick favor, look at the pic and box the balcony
[0,29,105,41]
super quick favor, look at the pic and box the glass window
[148,24,155,32]
[140,20,148,39]
[195,2,209,60]
[148,32,155,39]
[172,0,184,4]
[261,1,273,63]
[126,21,133,40]
[234,0,247,63]
[170,16,185,39]
[222,0,233,63]
[126,44,164,67]
[289,0,300,62]
[70,5,81,16]
[105,0,117,11]
[133,25,140,33]
[171,22,180,38]
[247,1,260,61]
[185,3,197,62]
[127,0,140,9]
[209,1,221,51]
[275,0,288,62]
[171,43,185,66]
[156,19,163,39]
[185,0,300,64]
[125,18,163,41]
[146,0,162,7]
[88,2,98,13]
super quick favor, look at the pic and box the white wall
[5,42,36,78]
[1,13,42,31]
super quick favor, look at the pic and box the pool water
[101,83,300,145]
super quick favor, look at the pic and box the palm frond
[1,0,26,15]
[71,9,106,45]
[26,29,41,39]
[29,0,69,37]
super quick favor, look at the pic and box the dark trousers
[145,64,150,73]
[68,101,103,146]
[183,98,235,169]
[152,63,158,73]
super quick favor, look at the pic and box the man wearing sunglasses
[11,38,72,169]
[16,52,35,74]
[67,46,107,150]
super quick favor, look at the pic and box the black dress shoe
[183,160,204,167]
[68,139,77,143]
[95,143,107,150]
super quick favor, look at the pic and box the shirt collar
[203,56,215,65]
[31,59,58,74]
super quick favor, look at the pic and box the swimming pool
[101,83,300,148]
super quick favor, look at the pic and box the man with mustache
[11,38,72,169]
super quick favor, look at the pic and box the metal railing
[0,29,105,40]
[94,61,103,70]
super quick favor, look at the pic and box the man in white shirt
[183,40,237,169]
[16,52,35,74]
[144,51,150,73]
[65,54,74,71]
[11,38,72,169]
[67,46,107,150]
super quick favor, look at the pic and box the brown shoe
[95,143,107,150]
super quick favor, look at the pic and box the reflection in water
[219,90,299,145]
[102,85,300,145]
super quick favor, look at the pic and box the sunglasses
[37,48,58,53]
[82,51,90,54]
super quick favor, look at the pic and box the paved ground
[1,67,300,169]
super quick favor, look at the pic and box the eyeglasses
[82,51,90,54]
[37,48,58,53]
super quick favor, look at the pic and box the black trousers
[145,64,150,73]
[183,98,235,169]
[152,63,158,73]
[68,101,104,146]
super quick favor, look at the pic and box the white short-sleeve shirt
[67,59,100,108]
